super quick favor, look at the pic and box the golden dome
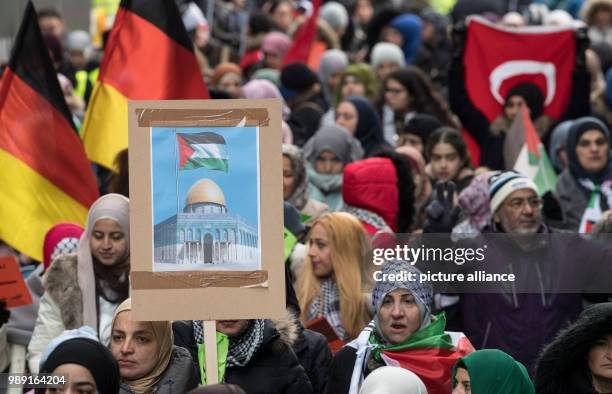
[185,179,226,206]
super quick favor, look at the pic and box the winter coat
[6,263,45,345]
[460,225,612,374]
[557,169,590,231]
[119,346,199,394]
[172,315,314,393]
[292,327,332,394]
[27,254,120,373]
[535,302,612,394]
[342,158,399,234]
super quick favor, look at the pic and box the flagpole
[175,132,180,215]
[175,132,180,264]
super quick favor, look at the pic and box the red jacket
[342,158,399,234]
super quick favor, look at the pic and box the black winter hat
[505,83,545,120]
[280,62,319,95]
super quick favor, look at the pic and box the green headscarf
[333,63,379,105]
[452,349,535,394]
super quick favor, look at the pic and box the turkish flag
[463,17,576,122]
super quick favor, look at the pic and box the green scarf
[452,349,535,394]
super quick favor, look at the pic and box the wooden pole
[203,320,219,385]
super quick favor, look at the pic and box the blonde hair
[296,212,372,339]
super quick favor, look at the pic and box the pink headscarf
[261,31,291,59]
[243,79,291,121]
[43,222,84,271]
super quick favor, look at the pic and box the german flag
[83,0,210,170]
[0,2,99,262]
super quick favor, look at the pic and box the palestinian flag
[283,0,322,65]
[177,132,228,172]
[377,315,474,394]
[503,106,557,195]
[0,2,99,261]
[82,0,210,170]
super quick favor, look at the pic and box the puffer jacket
[173,314,313,393]
[535,302,612,394]
[342,157,399,235]
[119,346,199,393]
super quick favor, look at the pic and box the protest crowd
[4,0,612,392]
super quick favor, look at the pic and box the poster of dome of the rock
[151,126,260,272]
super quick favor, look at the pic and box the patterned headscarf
[283,144,309,210]
[372,260,433,337]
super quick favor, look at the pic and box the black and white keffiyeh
[192,319,265,368]
[343,205,391,232]
[308,277,346,340]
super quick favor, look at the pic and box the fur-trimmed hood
[535,303,612,394]
[43,253,83,329]
[268,311,300,347]
[581,0,612,26]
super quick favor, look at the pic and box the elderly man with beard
[453,171,612,376]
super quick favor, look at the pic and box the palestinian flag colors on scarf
[376,315,474,394]
[82,0,210,170]
[177,132,228,172]
[503,106,557,195]
[0,2,99,262]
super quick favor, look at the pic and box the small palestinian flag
[177,132,228,172]
[503,106,557,195]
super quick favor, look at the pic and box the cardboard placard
[0,256,33,308]
[128,99,285,321]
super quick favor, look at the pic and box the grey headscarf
[372,260,433,343]
[303,124,364,166]
[283,144,309,210]
[319,49,349,101]
[548,120,573,172]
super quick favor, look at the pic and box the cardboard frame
[128,99,285,321]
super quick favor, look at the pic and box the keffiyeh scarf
[193,319,266,368]
[308,277,346,340]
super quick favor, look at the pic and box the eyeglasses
[505,197,543,211]
[577,138,608,148]
[385,87,406,95]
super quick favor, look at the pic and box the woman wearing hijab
[210,63,244,98]
[451,171,496,237]
[326,260,473,394]
[452,349,534,394]
[303,124,364,211]
[28,193,130,373]
[243,79,293,143]
[336,95,390,158]
[557,117,612,232]
[318,49,349,104]
[548,120,573,173]
[38,334,120,394]
[536,302,612,394]
[386,14,422,66]
[111,299,198,393]
[283,144,330,221]
[320,63,380,128]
